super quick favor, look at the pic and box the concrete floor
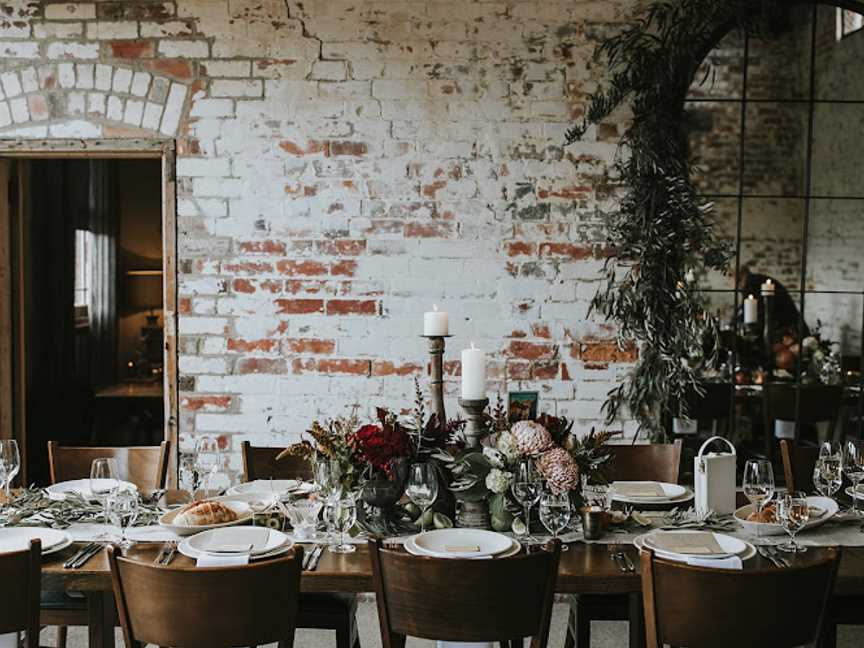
[49,601,864,647]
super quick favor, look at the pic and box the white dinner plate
[226,480,315,497]
[634,533,756,563]
[46,479,137,501]
[158,500,253,536]
[0,527,72,553]
[178,534,295,562]
[410,529,514,558]
[846,486,864,501]
[734,496,837,537]
[187,526,291,556]
[642,530,747,559]
[405,535,521,560]
[610,482,690,504]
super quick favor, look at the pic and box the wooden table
[39,539,864,648]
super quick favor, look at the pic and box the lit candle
[760,279,775,297]
[685,269,696,284]
[461,342,486,400]
[744,294,758,324]
[423,304,449,336]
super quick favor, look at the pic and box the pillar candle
[744,294,758,324]
[423,305,449,336]
[461,343,486,400]
[760,279,775,297]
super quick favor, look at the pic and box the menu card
[613,482,666,497]
[649,532,724,555]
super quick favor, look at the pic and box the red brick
[293,358,370,376]
[372,361,422,377]
[98,2,174,19]
[422,180,447,198]
[532,361,559,379]
[285,338,335,355]
[561,362,572,381]
[285,280,328,295]
[222,261,273,274]
[278,140,329,156]
[506,241,536,257]
[276,260,328,276]
[312,239,366,256]
[107,40,155,59]
[329,141,368,156]
[181,395,232,412]
[580,339,638,364]
[232,278,255,294]
[179,297,192,314]
[240,240,287,255]
[326,300,378,316]
[331,260,357,277]
[404,221,455,238]
[275,299,325,314]
[538,243,594,260]
[236,357,287,374]
[531,323,552,338]
[227,339,279,353]
[507,340,557,360]
[537,186,591,199]
[506,361,531,380]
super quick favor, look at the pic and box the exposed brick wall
[0,0,645,463]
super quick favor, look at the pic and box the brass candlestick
[422,335,450,431]
[457,397,491,528]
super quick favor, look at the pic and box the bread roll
[746,502,777,523]
[174,500,238,526]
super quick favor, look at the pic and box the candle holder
[762,293,774,350]
[422,335,451,432]
[457,397,491,529]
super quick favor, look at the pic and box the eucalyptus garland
[0,487,161,529]
[566,0,789,438]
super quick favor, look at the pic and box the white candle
[685,269,696,284]
[761,279,775,297]
[461,342,486,400]
[423,304,449,336]
[744,294,758,324]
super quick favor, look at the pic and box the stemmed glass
[194,435,220,497]
[406,462,439,533]
[315,458,344,541]
[511,460,543,544]
[539,490,572,550]
[90,458,119,536]
[742,459,775,539]
[326,496,357,554]
[813,448,842,500]
[777,491,809,553]
[843,440,864,515]
[107,488,139,553]
[0,440,20,502]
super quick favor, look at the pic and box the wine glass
[813,455,842,500]
[0,440,20,501]
[777,491,809,553]
[107,488,139,553]
[326,497,357,554]
[539,490,572,550]
[511,460,543,543]
[844,440,864,515]
[90,458,119,535]
[194,435,220,497]
[406,462,439,533]
[742,459,774,538]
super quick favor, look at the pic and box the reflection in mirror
[816,5,864,101]
[746,6,812,101]
[806,199,864,292]
[686,31,744,101]
[812,103,864,198]
[804,293,862,378]
[742,102,809,197]
[695,198,738,292]
[686,101,741,196]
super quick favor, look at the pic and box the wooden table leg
[628,592,645,648]
[86,592,115,648]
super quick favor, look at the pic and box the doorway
[0,140,178,485]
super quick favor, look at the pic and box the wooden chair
[762,383,844,461]
[565,440,682,648]
[780,438,819,492]
[641,547,839,648]
[0,539,41,648]
[107,544,303,648]
[369,538,560,648]
[43,441,170,648]
[47,441,170,490]
[671,383,734,438]
[241,442,359,648]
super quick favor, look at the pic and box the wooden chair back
[607,441,682,484]
[48,441,170,490]
[369,538,560,648]
[108,544,303,648]
[763,384,844,442]
[240,441,313,481]
[683,383,734,421]
[0,539,41,648]
[641,547,839,648]
[780,439,819,492]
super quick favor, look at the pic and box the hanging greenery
[566,0,790,439]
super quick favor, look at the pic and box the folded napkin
[650,532,724,555]
[685,556,743,570]
[196,553,249,568]
[0,633,18,648]
[614,482,665,497]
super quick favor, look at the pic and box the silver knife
[308,544,325,571]
[621,551,636,572]
[161,543,177,565]
[63,543,95,569]
[154,542,169,565]
[71,543,103,569]
[302,544,317,570]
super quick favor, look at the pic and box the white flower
[813,350,825,362]
[482,446,505,469]
[485,469,512,494]
[803,336,819,351]
[495,431,522,461]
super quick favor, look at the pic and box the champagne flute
[777,491,809,553]
[406,462,439,533]
[0,440,20,501]
[539,490,572,550]
[107,488,139,553]
[742,459,774,538]
[844,440,864,515]
[511,460,543,544]
[327,497,357,554]
[90,458,119,536]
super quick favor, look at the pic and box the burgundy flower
[350,423,411,477]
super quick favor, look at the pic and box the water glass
[539,490,572,550]
[511,460,543,543]
[107,488,139,552]
[90,458,119,534]
[813,456,842,499]
[0,440,20,501]
[194,435,221,497]
[844,440,864,515]
[742,459,774,537]
[406,462,439,533]
[777,491,809,553]
[326,497,357,554]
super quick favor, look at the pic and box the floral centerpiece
[771,322,839,384]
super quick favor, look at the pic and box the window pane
[742,102,809,197]
[686,101,742,196]
[818,7,864,100]
[811,103,864,198]
[686,31,745,101]
[747,6,813,101]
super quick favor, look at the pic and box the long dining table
[38,539,864,648]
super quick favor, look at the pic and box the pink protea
[536,447,580,494]
[511,420,554,456]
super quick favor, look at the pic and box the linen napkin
[613,482,665,497]
[196,553,249,568]
[685,556,743,570]
[649,532,724,555]
[0,633,17,648]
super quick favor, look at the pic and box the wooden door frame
[0,139,179,484]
